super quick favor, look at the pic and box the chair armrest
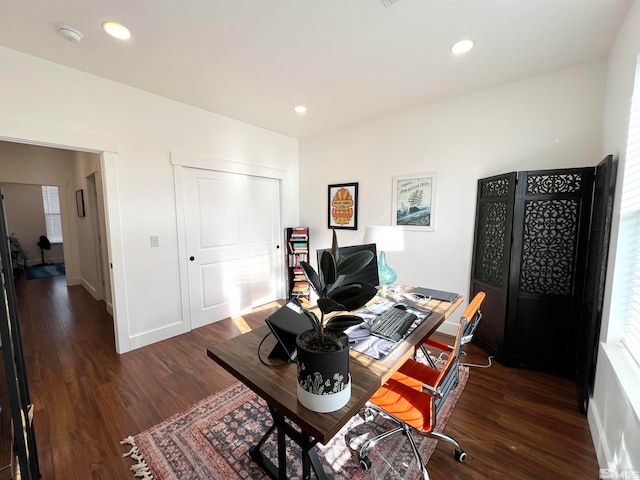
[422,338,453,352]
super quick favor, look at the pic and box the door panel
[576,155,617,413]
[470,173,516,361]
[184,168,280,328]
[185,169,246,328]
[506,168,594,375]
[247,177,281,307]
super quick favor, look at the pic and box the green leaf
[317,297,345,314]
[330,282,378,311]
[325,275,345,295]
[299,261,322,297]
[325,314,364,334]
[331,229,339,263]
[319,250,337,287]
[336,250,375,276]
[301,308,322,330]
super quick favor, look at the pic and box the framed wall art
[392,172,437,231]
[76,189,85,217]
[328,182,358,230]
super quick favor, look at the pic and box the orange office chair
[418,292,485,361]
[358,292,486,479]
[415,291,486,408]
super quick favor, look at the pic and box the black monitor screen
[316,243,379,287]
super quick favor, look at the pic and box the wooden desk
[207,293,463,479]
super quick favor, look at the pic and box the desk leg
[248,406,329,480]
[276,414,287,479]
[300,432,327,480]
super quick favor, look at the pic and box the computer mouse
[394,302,409,310]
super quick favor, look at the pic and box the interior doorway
[0,139,119,349]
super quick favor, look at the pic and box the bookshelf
[285,227,310,301]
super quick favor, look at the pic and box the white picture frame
[392,172,437,231]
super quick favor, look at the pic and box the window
[41,185,63,243]
[611,61,640,367]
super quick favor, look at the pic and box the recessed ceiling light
[450,39,474,56]
[102,21,131,40]
[57,25,83,43]
[294,105,307,114]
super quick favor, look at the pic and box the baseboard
[81,278,100,301]
[588,397,608,468]
[128,322,190,351]
[588,343,640,472]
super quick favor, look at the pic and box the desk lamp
[364,226,405,287]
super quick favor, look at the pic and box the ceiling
[0,0,632,139]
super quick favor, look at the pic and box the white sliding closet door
[183,168,281,329]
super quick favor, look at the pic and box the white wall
[300,60,606,333]
[0,46,299,353]
[590,0,640,472]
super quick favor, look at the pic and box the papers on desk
[346,300,432,360]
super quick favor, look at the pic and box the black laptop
[265,299,315,361]
[411,287,459,303]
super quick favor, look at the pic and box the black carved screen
[505,168,594,376]
[576,155,617,413]
[470,173,516,360]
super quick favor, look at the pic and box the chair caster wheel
[454,449,467,462]
[359,456,372,470]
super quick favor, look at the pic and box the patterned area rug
[122,365,468,480]
[25,263,65,279]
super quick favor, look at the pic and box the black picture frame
[76,189,85,217]
[328,182,358,230]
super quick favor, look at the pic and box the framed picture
[392,172,437,231]
[328,182,358,230]
[76,189,85,217]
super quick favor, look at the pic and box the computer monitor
[316,243,379,287]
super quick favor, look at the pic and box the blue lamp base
[377,251,397,286]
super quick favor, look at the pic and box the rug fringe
[121,436,154,479]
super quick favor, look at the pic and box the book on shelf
[290,227,309,241]
[288,253,308,267]
[288,242,309,254]
[286,226,310,299]
[292,282,310,293]
[291,282,309,295]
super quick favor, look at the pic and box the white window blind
[616,66,640,366]
[41,185,63,243]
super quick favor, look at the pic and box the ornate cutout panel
[526,173,583,195]
[520,199,578,295]
[481,178,510,198]
[474,201,507,287]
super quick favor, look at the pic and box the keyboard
[369,306,418,342]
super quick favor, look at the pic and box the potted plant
[296,230,378,412]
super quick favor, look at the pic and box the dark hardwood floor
[13,276,600,479]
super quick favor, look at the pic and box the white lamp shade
[364,226,405,252]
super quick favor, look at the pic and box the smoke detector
[57,25,83,43]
